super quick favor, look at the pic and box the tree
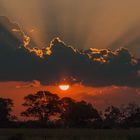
[21,91,60,122]
[122,103,140,127]
[104,106,122,128]
[60,97,101,127]
[0,97,14,122]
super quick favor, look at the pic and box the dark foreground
[0,129,140,140]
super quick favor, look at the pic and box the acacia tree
[0,97,14,122]
[21,91,60,122]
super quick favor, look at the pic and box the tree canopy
[0,97,14,122]
[21,91,60,122]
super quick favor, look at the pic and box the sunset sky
[0,0,140,119]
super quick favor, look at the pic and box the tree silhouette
[0,97,14,122]
[60,97,101,127]
[122,103,140,127]
[20,90,140,128]
[21,91,60,122]
[104,106,122,128]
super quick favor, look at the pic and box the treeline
[0,91,140,128]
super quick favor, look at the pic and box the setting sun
[59,85,70,91]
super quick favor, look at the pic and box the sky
[1,0,140,56]
[0,0,140,119]
[1,81,140,119]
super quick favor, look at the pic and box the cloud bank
[0,16,140,87]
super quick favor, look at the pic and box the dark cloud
[0,16,140,87]
[109,22,140,58]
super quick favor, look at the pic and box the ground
[0,128,140,140]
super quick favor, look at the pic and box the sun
[59,85,70,91]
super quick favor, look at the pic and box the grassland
[0,128,140,140]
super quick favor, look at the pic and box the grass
[0,128,140,140]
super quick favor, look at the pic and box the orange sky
[0,81,140,120]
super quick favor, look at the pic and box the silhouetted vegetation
[21,91,60,123]
[0,97,15,122]
[1,91,140,129]
[60,97,102,128]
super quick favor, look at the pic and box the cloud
[109,22,140,57]
[16,80,41,89]
[0,16,140,87]
[75,86,140,110]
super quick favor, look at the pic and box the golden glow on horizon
[59,85,70,91]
